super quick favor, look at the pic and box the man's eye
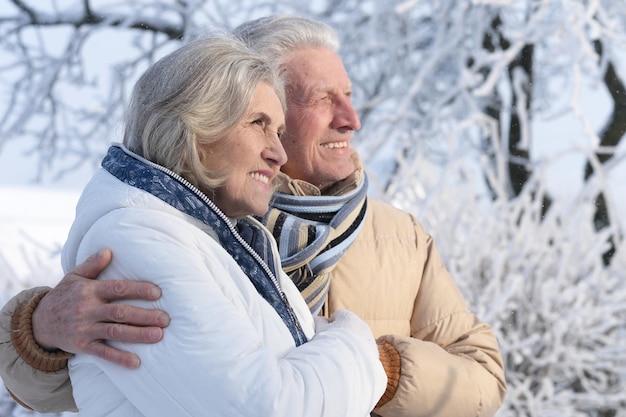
[310,95,328,104]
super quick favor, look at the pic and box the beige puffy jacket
[329,198,507,416]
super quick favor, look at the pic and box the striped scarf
[261,167,368,315]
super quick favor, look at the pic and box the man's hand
[31,248,170,369]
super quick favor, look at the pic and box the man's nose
[332,96,361,131]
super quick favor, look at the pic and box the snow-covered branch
[1,1,626,415]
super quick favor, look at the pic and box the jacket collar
[273,148,364,198]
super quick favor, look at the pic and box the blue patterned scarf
[102,144,307,346]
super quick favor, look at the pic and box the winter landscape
[1,1,626,416]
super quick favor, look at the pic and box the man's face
[280,47,361,189]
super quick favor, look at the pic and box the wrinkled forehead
[282,47,352,94]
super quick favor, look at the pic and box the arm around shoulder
[0,287,77,413]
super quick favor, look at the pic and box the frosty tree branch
[7,0,184,38]
[1,1,626,416]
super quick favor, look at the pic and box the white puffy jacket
[61,168,386,417]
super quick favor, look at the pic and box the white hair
[233,15,340,71]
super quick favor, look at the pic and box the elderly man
[0,16,506,417]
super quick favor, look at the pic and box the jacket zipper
[120,146,305,344]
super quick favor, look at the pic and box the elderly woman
[59,35,385,416]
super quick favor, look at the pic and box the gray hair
[123,34,285,191]
[233,15,340,72]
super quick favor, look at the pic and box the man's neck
[275,149,364,197]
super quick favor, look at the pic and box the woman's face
[205,82,287,218]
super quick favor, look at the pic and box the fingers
[82,322,165,368]
[91,322,165,345]
[31,271,168,353]
[68,248,113,280]
[85,341,142,369]
[95,279,163,302]
[68,250,163,302]
[99,303,170,328]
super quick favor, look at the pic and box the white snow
[0,186,79,303]
[0,1,625,416]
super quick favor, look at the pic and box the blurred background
[1,1,625,416]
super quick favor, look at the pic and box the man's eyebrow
[300,85,326,97]
[304,83,353,97]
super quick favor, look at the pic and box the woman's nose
[264,134,288,166]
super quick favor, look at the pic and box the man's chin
[334,162,356,179]
[316,166,355,188]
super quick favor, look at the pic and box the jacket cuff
[376,339,401,408]
[10,290,72,372]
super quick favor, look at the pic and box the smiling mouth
[249,172,270,184]
[321,141,348,149]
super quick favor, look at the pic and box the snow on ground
[0,186,79,303]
